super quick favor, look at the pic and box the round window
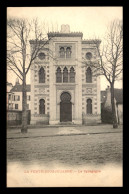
[38,52,45,60]
[86,52,92,60]
[60,92,71,102]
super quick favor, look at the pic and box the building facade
[30,25,101,125]
[9,79,31,111]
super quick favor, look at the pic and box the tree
[7,18,53,133]
[82,19,123,128]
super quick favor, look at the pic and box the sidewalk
[7,124,122,139]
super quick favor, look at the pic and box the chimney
[60,24,70,33]
[15,77,20,85]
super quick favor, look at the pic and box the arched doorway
[60,92,72,122]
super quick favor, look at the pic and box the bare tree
[82,19,123,128]
[7,18,53,133]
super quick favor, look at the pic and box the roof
[101,88,123,104]
[10,84,31,92]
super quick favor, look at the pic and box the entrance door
[60,102,72,122]
[60,92,72,122]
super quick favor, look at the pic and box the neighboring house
[7,82,13,110]
[101,86,123,124]
[30,24,101,125]
[10,78,31,111]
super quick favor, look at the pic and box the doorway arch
[60,92,72,122]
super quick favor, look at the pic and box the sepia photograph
[7,6,123,187]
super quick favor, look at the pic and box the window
[9,94,11,100]
[15,104,18,109]
[87,99,92,114]
[38,52,45,60]
[39,99,45,114]
[9,103,13,110]
[70,67,75,83]
[56,67,62,83]
[39,67,45,83]
[14,95,20,101]
[86,52,92,60]
[63,67,68,83]
[60,47,65,58]
[66,47,71,58]
[27,95,31,101]
[86,67,92,83]
[60,92,71,102]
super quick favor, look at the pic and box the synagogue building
[30,25,101,125]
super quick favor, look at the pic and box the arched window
[70,67,75,83]
[66,47,71,58]
[39,99,45,114]
[56,67,62,83]
[86,67,92,83]
[60,47,65,58]
[39,67,45,83]
[63,67,68,83]
[87,99,92,114]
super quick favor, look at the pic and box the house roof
[101,88,123,104]
[10,84,31,92]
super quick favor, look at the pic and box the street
[7,125,123,187]
[7,125,122,167]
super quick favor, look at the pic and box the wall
[81,42,101,124]
[12,92,31,110]
[117,104,123,124]
[7,110,30,126]
[30,45,50,125]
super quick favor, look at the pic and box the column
[49,40,57,124]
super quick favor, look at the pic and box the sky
[7,7,123,90]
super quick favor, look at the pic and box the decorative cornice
[48,32,83,38]
[82,39,101,44]
[34,85,49,88]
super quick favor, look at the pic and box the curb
[7,130,122,140]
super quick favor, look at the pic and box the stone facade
[30,25,101,125]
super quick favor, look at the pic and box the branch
[7,56,23,76]
[115,68,123,78]
[7,20,22,41]
[8,65,23,81]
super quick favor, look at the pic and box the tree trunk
[111,83,118,128]
[21,73,28,133]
